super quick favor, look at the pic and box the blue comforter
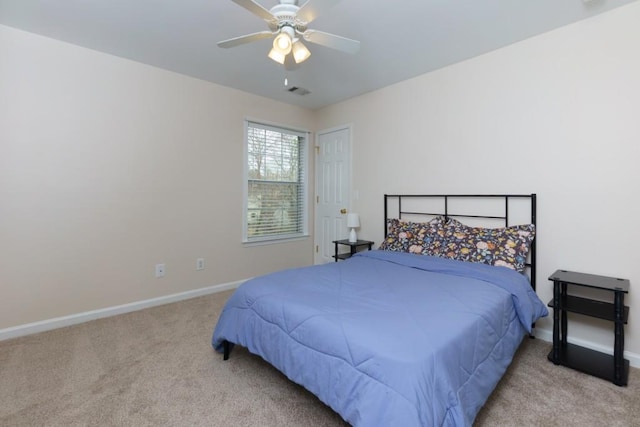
[212,250,548,426]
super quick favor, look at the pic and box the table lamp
[347,213,360,243]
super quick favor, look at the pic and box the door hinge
[315,146,319,154]
[315,245,319,253]
[316,195,319,203]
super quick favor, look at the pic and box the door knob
[340,208,347,214]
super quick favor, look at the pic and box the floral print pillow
[438,218,536,272]
[379,216,446,253]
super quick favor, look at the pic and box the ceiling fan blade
[303,30,360,54]
[231,0,275,21]
[217,31,273,48]
[296,0,341,24]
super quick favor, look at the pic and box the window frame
[242,119,310,245]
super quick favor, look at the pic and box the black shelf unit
[547,269,630,386]
[332,239,374,262]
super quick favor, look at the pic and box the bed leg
[223,340,232,360]
[529,323,536,339]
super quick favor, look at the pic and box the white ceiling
[0,0,637,110]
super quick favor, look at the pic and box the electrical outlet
[196,258,205,271]
[155,263,165,278]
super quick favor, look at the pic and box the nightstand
[547,269,630,386]
[332,239,374,262]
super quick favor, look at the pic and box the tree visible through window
[244,121,307,242]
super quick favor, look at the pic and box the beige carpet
[1,289,638,426]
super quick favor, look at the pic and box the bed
[212,194,548,426]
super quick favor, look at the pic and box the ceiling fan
[218,0,360,66]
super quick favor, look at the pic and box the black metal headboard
[384,194,537,290]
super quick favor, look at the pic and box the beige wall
[318,3,640,354]
[0,25,316,329]
[316,3,640,356]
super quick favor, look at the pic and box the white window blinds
[244,121,308,242]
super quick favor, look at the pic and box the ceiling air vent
[286,86,311,96]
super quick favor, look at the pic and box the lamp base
[349,228,357,243]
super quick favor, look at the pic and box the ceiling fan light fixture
[292,40,311,64]
[273,27,294,54]
[268,47,287,64]
[273,33,292,53]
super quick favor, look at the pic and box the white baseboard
[534,328,640,369]
[4,290,639,371]
[0,280,245,342]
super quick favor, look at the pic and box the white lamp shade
[346,213,360,228]
[273,32,292,54]
[268,48,286,64]
[292,41,311,63]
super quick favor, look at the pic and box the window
[243,120,308,243]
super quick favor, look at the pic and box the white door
[314,126,351,264]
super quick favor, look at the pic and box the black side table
[547,269,630,386]
[332,239,374,261]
